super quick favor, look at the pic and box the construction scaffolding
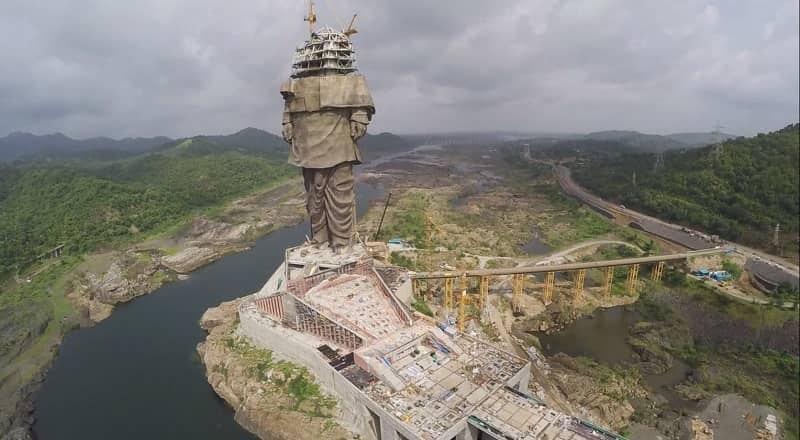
[444,277,455,312]
[573,269,586,300]
[543,271,555,304]
[292,26,357,76]
[651,261,665,281]
[458,291,469,332]
[603,267,615,296]
[512,274,524,312]
[479,276,489,311]
[626,264,640,293]
[255,293,365,350]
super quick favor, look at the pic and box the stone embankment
[197,299,352,440]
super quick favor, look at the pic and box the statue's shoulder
[280,79,295,97]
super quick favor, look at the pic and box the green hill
[0,138,293,279]
[571,123,799,255]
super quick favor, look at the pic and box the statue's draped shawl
[281,73,374,169]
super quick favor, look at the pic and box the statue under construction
[280,2,375,250]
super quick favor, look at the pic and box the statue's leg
[324,162,355,248]
[302,167,329,245]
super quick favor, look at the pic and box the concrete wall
[239,308,378,440]
[257,262,286,297]
[240,308,453,440]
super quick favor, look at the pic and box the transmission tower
[773,223,781,249]
[712,123,726,161]
[653,150,664,173]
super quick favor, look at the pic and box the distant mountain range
[579,130,736,151]
[0,132,172,162]
[0,128,412,162]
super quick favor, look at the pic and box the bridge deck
[411,248,729,280]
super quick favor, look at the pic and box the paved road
[555,165,799,289]
[413,249,727,279]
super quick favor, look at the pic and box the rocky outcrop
[548,353,647,431]
[66,251,173,324]
[161,246,223,274]
[197,300,353,440]
[1,427,33,440]
[627,321,692,374]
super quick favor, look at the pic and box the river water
[537,305,695,411]
[33,183,384,440]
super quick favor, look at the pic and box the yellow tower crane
[304,0,317,35]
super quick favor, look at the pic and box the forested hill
[571,123,799,254]
[0,129,414,279]
[0,138,294,279]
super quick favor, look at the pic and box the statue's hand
[281,123,293,144]
[350,120,367,141]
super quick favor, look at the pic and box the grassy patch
[225,335,338,418]
[411,296,434,317]
[390,252,422,271]
[379,192,430,247]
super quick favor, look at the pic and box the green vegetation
[411,295,434,316]
[679,346,799,439]
[0,138,293,279]
[390,251,422,271]
[380,192,429,247]
[572,123,800,256]
[225,335,338,418]
[634,287,799,438]
[0,137,294,411]
[721,259,742,280]
[570,357,643,402]
[773,283,800,307]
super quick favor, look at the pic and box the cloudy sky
[1,0,797,138]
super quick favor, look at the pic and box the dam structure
[237,242,624,440]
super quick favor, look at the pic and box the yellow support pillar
[651,261,665,281]
[573,269,586,300]
[460,273,469,295]
[543,271,555,304]
[444,277,454,312]
[479,276,489,313]
[458,291,467,332]
[603,267,614,296]
[512,274,524,312]
[412,278,419,297]
[626,263,640,293]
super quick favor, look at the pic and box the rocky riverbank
[67,178,306,325]
[197,299,353,440]
[526,284,798,440]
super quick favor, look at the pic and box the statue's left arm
[350,108,370,141]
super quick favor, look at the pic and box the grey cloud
[0,0,797,138]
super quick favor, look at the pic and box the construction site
[231,240,729,440]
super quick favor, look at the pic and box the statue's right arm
[281,103,293,144]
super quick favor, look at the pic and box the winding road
[555,165,799,289]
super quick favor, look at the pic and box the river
[537,305,695,411]
[33,183,384,440]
